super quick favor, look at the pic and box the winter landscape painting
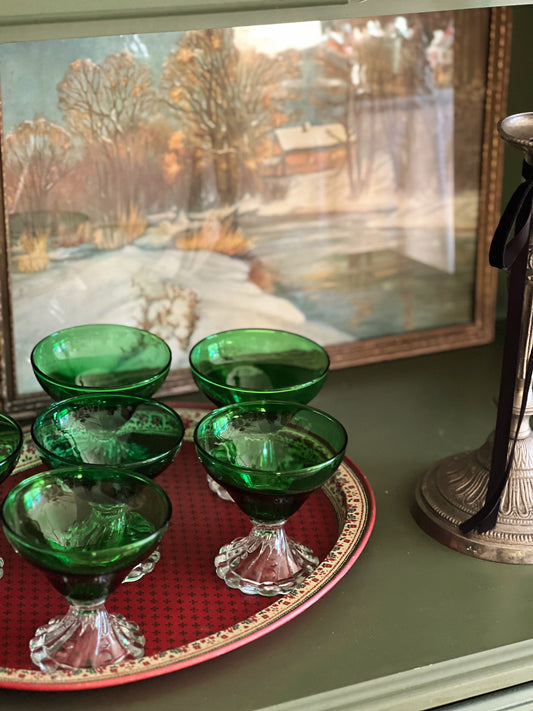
[0,8,510,414]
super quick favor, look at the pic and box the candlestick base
[413,424,533,563]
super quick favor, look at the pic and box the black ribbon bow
[460,160,533,534]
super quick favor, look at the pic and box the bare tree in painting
[312,27,367,197]
[161,27,299,207]
[4,117,74,216]
[161,128,209,212]
[4,117,75,271]
[57,51,160,246]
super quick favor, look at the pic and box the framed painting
[0,7,511,420]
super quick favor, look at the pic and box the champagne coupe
[0,412,23,580]
[194,401,347,596]
[189,328,330,500]
[31,394,184,582]
[31,323,172,400]
[1,466,172,671]
[31,394,184,478]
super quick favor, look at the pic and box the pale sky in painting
[233,22,322,54]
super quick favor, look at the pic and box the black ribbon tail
[460,160,533,535]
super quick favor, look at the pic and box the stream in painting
[242,212,476,342]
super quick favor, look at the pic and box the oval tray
[0,405,375,691]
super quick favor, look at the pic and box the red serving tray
[0,405,375,691]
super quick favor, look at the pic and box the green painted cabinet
[0,0,526,42]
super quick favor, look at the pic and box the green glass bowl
[32,394,184,479]
[0,413,23,485]
[189,328,329,406]
[31,324,172,400]
[194,400,347,522]
[1,466,172,587]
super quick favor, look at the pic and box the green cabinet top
[0,0,526,43]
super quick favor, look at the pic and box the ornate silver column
[413,113,533,563]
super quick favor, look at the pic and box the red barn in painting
[264,122,350,177]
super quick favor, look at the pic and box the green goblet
[31,323,172,401]
[194,401,347,596]
[31,394,184,582]
[0,412,23,580]
[31,394,185,479]
[189,328,330,500]
[1,466,172,671]
[0,413,23,484]
[189,328,329,406]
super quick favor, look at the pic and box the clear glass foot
[29,602,145,671]
[215,520,319,596]
[207,473,234,502]
[122,549,161,583]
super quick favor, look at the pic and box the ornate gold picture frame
[0,7,512,420]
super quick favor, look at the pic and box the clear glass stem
[123,548,161,583]
[29,601,145,671]
[215,519,319,596]
[206,473,234,502]
[0,557,3,581]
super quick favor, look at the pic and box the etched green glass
[189,328,329,406]
[194,401,347,596]
[31,324,172,400]
[1,466,171,671]
[32,394,184,479]
[0,412,23,484]
[0,412,23,581]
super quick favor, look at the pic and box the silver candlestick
[413,112,533,563]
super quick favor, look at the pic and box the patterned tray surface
[0,405,375,690]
